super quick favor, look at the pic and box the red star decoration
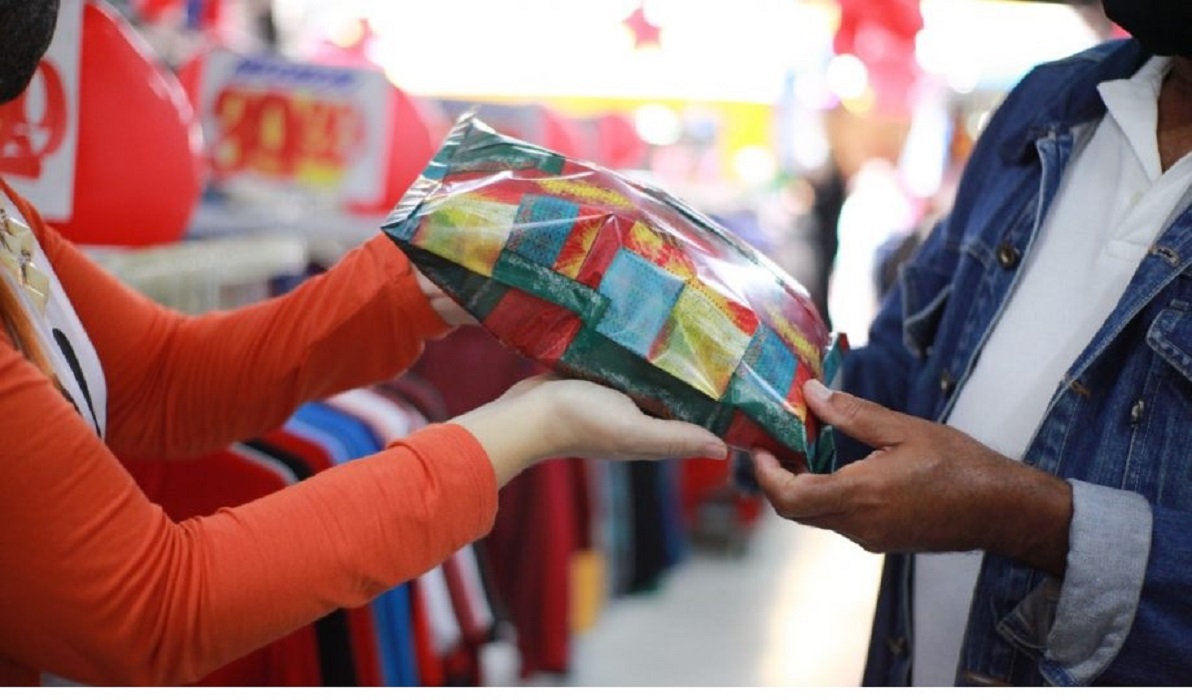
[623,5,661,49]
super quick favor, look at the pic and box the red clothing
[407,578,446,687]
[0,180,498,686]
[413,330,580,679]
[484,458,582,678]
[124,449,322,687]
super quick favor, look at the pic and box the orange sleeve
[0,182,499,685]
[1,180,449,460]
[0,334,497,685]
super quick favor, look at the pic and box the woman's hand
[450,374,728,486]
[415,270,475,329]
[751,380,1072,576]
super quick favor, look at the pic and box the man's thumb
[802,380,904,449]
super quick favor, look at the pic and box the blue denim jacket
[842,39,1192,686]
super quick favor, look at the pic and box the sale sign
[0,0,83,221]
[195,49,391,206]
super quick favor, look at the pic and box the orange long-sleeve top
[0,180,498,686]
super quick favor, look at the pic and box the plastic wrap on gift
[383,114,848,474]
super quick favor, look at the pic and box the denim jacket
[842,39,1192,686]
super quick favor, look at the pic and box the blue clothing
[656,460,688,570]
[289,403,422,687]
[845,39,1192,686]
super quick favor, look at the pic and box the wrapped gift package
[384,114,847,474]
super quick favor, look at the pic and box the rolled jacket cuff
[1038,479,1151,685]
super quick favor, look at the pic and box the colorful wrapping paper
[383,115,847,474]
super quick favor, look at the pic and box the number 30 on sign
[195,51,390,204]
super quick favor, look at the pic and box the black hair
[0,1,63,104]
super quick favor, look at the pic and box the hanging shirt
[913,56,1192,686]
[291,401,421,687]
[260,427,387,687]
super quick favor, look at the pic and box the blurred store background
[22,0,1114,340]
[3,0,1117,687]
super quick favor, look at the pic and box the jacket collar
[998,39,1151,164]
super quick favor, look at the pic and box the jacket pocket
[1143,303,1192,507]
[899,262,953,360]
[1147,303,1192,385]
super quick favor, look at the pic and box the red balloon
[132,0,181,22]
[832,0,924,119]
[539,107,584,160]
[593,112,647,170]
[50,1,205,247]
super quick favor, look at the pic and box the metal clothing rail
[84,232,310,313]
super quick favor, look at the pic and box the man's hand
[753,380,1073,577]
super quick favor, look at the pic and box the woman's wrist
[447,390,556,486]
[447,376,728,487]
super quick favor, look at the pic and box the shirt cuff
[364,234,451,341]
[1038,479,1151,685]
[388,423,499,542]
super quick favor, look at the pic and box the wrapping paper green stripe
[491,251,607,324]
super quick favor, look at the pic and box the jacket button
[939,369,955,397]
[1130,399,1145,424]
[996,242,1021,269]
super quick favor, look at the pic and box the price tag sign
[196,49,391,206]
[0,0,83,220]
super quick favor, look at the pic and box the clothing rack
[83,232,309,313]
